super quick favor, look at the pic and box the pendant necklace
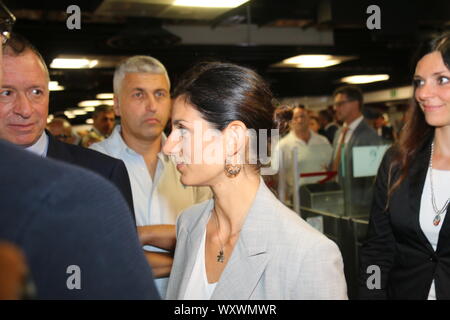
[429,142,450,226]
[213,209,225,263]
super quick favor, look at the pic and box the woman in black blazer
[359,33,450,299]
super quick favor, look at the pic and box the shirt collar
[346,115,364,132]
[25,132,49,157]
[114,125,170,163]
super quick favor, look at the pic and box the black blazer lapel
[46,131,73,163]
[408,140,434,253]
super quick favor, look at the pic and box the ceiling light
[96,93,114,99]
[72,110,87,116]
[50,58,98,69]
[86,118,94,125]
[102,100,115,106]
[340,74,390,84]
[49,81,65,91]
[78,100,103,108]
[273,54,356,69]
[84,107,96,112]
[173,0,249,8]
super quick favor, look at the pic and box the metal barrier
[299,206,369,300]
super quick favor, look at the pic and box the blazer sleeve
[295,239,348,300]
[23,165,159,299]
[109,159,135,221]
[358,148,397,299]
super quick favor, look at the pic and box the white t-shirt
[183,228,217,300]
[419,167,450,300]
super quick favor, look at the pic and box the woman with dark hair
[273,105,293,138]
[359,33,450,299]
[163,62,347,299]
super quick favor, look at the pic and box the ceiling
[5,0,450,124]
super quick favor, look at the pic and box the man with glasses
[330,85,381,215]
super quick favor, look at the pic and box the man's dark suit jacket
[0,140,159,299]
[46,132,134,216]
[359,137,450,299]
[319,123,339,144]
[332,119,382,214]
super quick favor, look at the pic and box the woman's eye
[438,76,449,85]
[413,79,424,87]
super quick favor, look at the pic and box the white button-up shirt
[25,132,49,157]
[342,115,364,144]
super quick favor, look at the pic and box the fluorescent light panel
[78,100,114,107]
[173,0,249,8]
[72,110,87,116]
[78,100,103,108]
[341,74,390,84]
[96,93,114,100]
[283,55,341,68]
[49,81,64,91]
[50,58,98,69]
[274,54,356,69]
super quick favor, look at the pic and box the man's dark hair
[332,85,363,109]
[319,109,333,123]
[93,105,114,118]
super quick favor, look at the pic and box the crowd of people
[0,7,450,300]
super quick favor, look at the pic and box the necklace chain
[429,142,450,226]
[213,209,225,263]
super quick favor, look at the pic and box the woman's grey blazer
[166,179,348,300]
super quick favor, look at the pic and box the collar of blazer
[177,178,277,299]
[347,118,370,144]
[45,130,71,160]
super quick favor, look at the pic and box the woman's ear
[224,121,247,160]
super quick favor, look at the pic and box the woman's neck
[431,127,450,170]
[210,169,260,238]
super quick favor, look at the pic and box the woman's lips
[423,104,444,111]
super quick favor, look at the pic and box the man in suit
[0,33,134,213]
[330,85,381,215]
[0,140,159,299]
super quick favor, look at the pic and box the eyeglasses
[333,99,355,108]
[0,1,15,45]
